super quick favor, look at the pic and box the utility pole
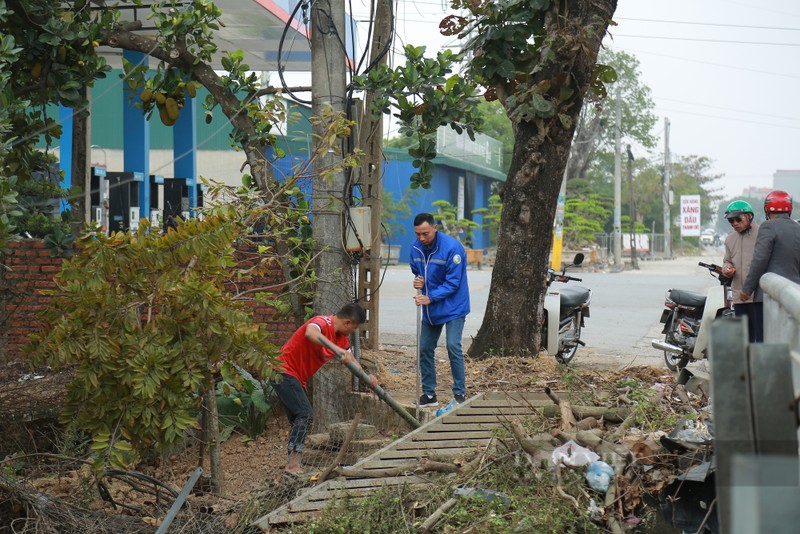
[311,0,348,313]
[311,0,349,429]
[627,144,638,269]
[663,117,672,258]
[612,90,622,271]
[356,0,392,349]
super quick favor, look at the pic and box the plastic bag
[436,398,458,417]
[585,460,614,492]
[551,440,599,467]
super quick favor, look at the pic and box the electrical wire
[614,34,800,46]
[277,0,313,104]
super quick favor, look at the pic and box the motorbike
[543,253,592,364]
[651,261,734,372]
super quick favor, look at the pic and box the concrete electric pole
[311,0,348,313]
[627,144,638,270]
[612,91,622,271]
[663,117,671,258]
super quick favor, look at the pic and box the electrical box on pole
[345,207,372,251]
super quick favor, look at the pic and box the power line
[655,106,800,131]
[619,47,800,80]
[616,17,800,32]
[656,96,800,123]
[614,34,800,46]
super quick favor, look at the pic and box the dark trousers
[734,302,763,343]
[271,373,312,455]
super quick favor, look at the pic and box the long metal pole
[415,290,421,422]
[316,335,422,429]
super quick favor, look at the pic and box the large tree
[443,0,618,356]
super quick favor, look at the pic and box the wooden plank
[481,391,582,401]
[411,430,495,441]
[291,484,432,511]
[440,414,521,424]
[326,475,432,490]
[378,447,474,460]
[456,407,545,416]
[423,422,504,432]
[328,478,432,489]
[395,439,490,450]
[469,399,553,408]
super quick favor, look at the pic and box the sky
[333,0,800,201]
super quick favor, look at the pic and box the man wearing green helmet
[722,199,761,341]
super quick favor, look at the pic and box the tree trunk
[468,0,617,358]
[203,386,223,495]
[70,85,90,237]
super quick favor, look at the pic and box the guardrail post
[709,317,753,533]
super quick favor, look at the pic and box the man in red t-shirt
[271,303,377,475]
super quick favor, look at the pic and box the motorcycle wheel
[663,335,689,372]
[555,317,580,365]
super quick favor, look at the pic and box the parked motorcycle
[651,261,734,372]
[543,253,592,364]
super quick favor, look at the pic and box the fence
[709,272,800,533]
[593,232,668,260]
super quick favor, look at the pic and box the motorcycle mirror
[573,253,584,266]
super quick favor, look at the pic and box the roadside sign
[680,195,701,237]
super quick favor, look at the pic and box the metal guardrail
[710,273,800,533]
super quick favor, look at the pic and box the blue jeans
[271,374,312,456]
[419,316,466,397]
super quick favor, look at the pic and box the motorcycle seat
[559,285,591,308]
[668,289,706,308]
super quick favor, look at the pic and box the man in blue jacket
[410,212,470,407]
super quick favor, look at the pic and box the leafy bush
[27,215,281,468]
[216,362,273,439]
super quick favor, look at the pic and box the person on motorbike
[741,190,800,341]
[722,200,761,342]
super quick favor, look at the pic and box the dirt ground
[0,344,671,530]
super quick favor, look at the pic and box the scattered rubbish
[587,498,602,521]
[453,487,511,507]
[552,440,599,467]
[17,373,44,382]
[585,460,614,492]
[388,369,401,374]
[435,398,458,417]
[661,415,713,451]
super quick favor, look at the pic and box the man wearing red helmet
[741,190,800,339]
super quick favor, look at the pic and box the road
[376,249,727,369]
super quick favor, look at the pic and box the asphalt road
[376,248,727,368]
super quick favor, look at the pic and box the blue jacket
[410,231,470,325]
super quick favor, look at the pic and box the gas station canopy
[97,0,336,72]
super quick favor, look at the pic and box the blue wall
[380,154,498,261]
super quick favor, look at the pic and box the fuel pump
[106,171,143,232]
[90,165,108,232]
[149,174,164,228]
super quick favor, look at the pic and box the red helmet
[764,190,793,215]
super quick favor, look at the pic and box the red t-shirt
[276,315,350,388]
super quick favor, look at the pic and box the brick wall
[0,240,299,365]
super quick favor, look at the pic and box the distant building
[773,170,800,202]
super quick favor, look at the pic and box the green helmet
[724,200,754,219]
